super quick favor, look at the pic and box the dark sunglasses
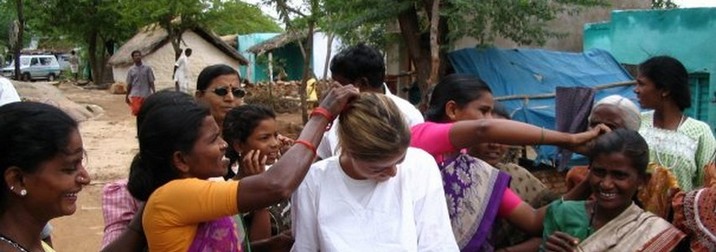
[209,86,245,98]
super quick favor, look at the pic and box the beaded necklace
[0,235,29,252]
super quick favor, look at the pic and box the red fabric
[129,96,145,116]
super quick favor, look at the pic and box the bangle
[539,127,545,145]
[295,140,317,157]
[310,107,333,122]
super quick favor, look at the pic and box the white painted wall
[312,32,343,80]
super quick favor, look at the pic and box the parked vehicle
[1,55,62,81]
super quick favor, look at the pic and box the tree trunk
[87,29,104,83]
[398,6,431,111]
[428,0,441,85]
[13,0,24,80]
[299,23,315,124]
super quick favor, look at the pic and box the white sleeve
[291,179,321,251]
[0,79,21,106]
[413,152,459,251]
[316,120,338,159]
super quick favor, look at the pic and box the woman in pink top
[411,74,606,251]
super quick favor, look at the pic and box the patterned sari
[543,201,684,252]
[673,186,716,252]
[440,153,510,251]
[188,216,242,252]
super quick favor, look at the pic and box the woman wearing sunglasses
[195,64,247,128]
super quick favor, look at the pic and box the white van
[1,55,62,81]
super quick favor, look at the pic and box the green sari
[542,200,685,252]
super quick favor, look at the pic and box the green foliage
[205,1,282,35]
[652,0,677,9]
[322,0,608,48]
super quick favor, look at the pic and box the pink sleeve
[410,122,456,159]
[101,179,141,249]
[497,188,522,218]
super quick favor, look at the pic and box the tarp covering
[448,47,635,164]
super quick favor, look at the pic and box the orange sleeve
[147,178,239,226]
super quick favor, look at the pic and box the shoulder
[399,148,440,175]
[386,93,424,125]
[305,157,340,182]
[684,117,713,133]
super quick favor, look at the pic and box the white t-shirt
[291,147,458,252]
[316,86,424,159]
[0,77,21,106]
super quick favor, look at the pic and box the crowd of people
[0,43,714,252]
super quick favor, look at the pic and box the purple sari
[188,216,242,252]
[440,153,511,251]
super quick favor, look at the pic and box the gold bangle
[539,127,545,145]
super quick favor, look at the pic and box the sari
[188,216,242,252]
[673,187,716,252]
[637,163,681,218]
[543,200,684,252]
[441,153,510,251]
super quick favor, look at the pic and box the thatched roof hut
[108,25,248,67]
[246,30,308,56]
[109,25,248,92]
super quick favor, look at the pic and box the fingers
[593,123,611,134]
[544,231,579,252]
[240,150,266,177]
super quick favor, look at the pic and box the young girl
[543,129,685,251]
[223,104,293,251]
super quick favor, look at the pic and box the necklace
[654,114,686,169]
[0,235,29,252]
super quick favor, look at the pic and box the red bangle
[310,107,333,122]
[294,140,317,157]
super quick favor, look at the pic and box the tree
[24,0,138,83]
[205,1,283,35]
[122,0,211,61]
[322,0,608,108]
[266,0,322,123]
[652,0,677,9]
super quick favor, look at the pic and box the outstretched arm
[449,119,608,154]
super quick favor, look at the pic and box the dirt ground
[44,83,302,251]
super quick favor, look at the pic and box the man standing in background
[173,48,192,93]
[69,50,80,81]
[125,50,155,116]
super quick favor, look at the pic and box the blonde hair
[338,93,410,161]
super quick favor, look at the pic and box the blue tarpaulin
[448,47,635,165]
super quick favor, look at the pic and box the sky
[673,0,716,7]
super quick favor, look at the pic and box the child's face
[239,118,280,165]
[588,152,644,214]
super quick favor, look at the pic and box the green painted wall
[584,8,716,130]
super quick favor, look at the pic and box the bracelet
[539,127,545,145]
[310,107,333,122]
[294,140,317,157]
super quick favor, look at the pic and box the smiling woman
[0,102,91,252]
[543,129,685,252]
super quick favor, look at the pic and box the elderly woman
[544,129,685,252]
[566,95,641,190]
[0,102,91,252]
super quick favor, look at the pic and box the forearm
[248,209,272,241]
[451,119,574,149]
[499,237,542,252]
